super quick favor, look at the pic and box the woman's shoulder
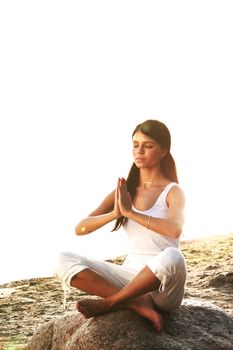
[166,182,185,204]
[162,181,182,193]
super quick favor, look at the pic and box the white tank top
[123,182,180,269]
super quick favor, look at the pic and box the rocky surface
[27,299,233,350]
[0,234,233,349]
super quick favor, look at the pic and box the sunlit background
[0,1,233,284]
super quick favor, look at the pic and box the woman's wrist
[110,210,120,220]
[122,209,134,219]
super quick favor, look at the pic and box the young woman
[55,119,186,332]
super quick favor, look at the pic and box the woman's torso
[123,182,180,269]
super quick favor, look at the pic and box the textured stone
[27,299,233,350]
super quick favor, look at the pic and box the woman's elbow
[75,223,89,235]
[172,223,183,239]
[75,225,80,235]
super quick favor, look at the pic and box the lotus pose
[55,119,186,332]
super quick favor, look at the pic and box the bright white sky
[0,1,233,284]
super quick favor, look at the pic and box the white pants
[55,247,186,312]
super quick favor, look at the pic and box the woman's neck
[139,168,167,189]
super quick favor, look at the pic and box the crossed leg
[71,265,163,332]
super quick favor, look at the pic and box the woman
[55,119,186,332]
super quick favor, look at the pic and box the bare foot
[76,298,112,318]
[127,294,164,332]
[77,295,164,332]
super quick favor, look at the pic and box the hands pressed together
[113,177,132,219]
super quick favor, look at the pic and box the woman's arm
[119,180,185,239]
[75,188,120,235]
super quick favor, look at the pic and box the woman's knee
[147,247,186,276]
[54,252,71,280]
[54,252,85,282]
[161,247,186,272]
[163,247,185,263]
[56,251,74,269]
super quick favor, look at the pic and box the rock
[208,272,233,288]
[27,299,233,350]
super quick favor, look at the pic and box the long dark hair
[112,119,178,231]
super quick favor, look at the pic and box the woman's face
[132,130,167,169]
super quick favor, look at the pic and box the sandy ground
[0,233,233,349]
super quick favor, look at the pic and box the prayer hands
[115,177,132,218]
[113,178,121,219]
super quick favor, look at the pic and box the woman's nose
[137,146,144,154]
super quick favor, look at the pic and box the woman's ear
[160,147,168,159]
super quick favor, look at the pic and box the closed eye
[133,143,154,148]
